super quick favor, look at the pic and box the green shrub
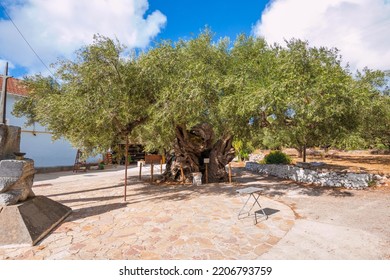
[261,150,292,164]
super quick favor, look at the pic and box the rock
[249,153,264,162]
[0,177,18,193]
[310,162,325,167]
[0,159,35,206]
[296,162,310,168]
[0,190,22,205]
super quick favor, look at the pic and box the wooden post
[139,161,142,180]
[124,136,129,201]
[160,159,163,174]
[151,163,154,183]
[205,163,209,184]
[180,163,184,183]
[204,158,210,184]
[228,162,232,183]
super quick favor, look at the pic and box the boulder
[0,159,35,206]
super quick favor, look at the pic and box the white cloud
[0,60,15,73]
[253,0,390,71]
[0,0,166,75]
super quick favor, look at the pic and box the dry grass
[284,148,390,176]
[234,148,390,176]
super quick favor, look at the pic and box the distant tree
[256,40,366,161]
[13,35,153,155]
[343,68,390,150]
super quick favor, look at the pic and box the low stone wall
[245,162,374,189]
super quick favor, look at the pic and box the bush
[261,150,292,164]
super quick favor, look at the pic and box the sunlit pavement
[0,165,295,260]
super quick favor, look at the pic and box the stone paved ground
[0,165,295,260]
[1,165,389,260]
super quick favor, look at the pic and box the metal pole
[0,62,9,124]
[124,136,129,201]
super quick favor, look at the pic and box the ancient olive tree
[133,31,238,182]
[14,32,239,182]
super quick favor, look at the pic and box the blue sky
[0,0,389,78]
[147,0,268,42]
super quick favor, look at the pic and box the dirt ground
[234,149,390,174]
[284,148,390,176]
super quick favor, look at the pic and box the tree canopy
[14,35,152,154]
[13,31,390,166]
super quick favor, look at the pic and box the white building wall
[6,94,100,167]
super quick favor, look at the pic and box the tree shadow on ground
[33,165,131,181]
[42,167,357,223]
[49,167,356,209]
[56,194,125,204]
[45,184,124,198]
[64,203,127,222]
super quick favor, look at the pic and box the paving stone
[0,166,296,259]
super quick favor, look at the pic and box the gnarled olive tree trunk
[163,123,235,183]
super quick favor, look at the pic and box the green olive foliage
[12,31,389,156]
